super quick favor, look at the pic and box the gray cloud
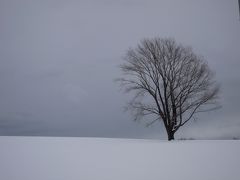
[0,0,239,139]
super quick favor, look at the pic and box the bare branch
[117,37,220,140]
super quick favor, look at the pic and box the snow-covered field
[0,137,239,180]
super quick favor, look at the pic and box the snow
[0,137,239,180]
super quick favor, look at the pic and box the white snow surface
[0,137,239,180]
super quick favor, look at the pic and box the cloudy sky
[0,0,239,139]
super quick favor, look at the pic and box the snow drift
[0,137,239,180]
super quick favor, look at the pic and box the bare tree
[118,38,220,140]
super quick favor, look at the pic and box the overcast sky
[0,0,239,139]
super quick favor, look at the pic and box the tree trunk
[167,130,175,141]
